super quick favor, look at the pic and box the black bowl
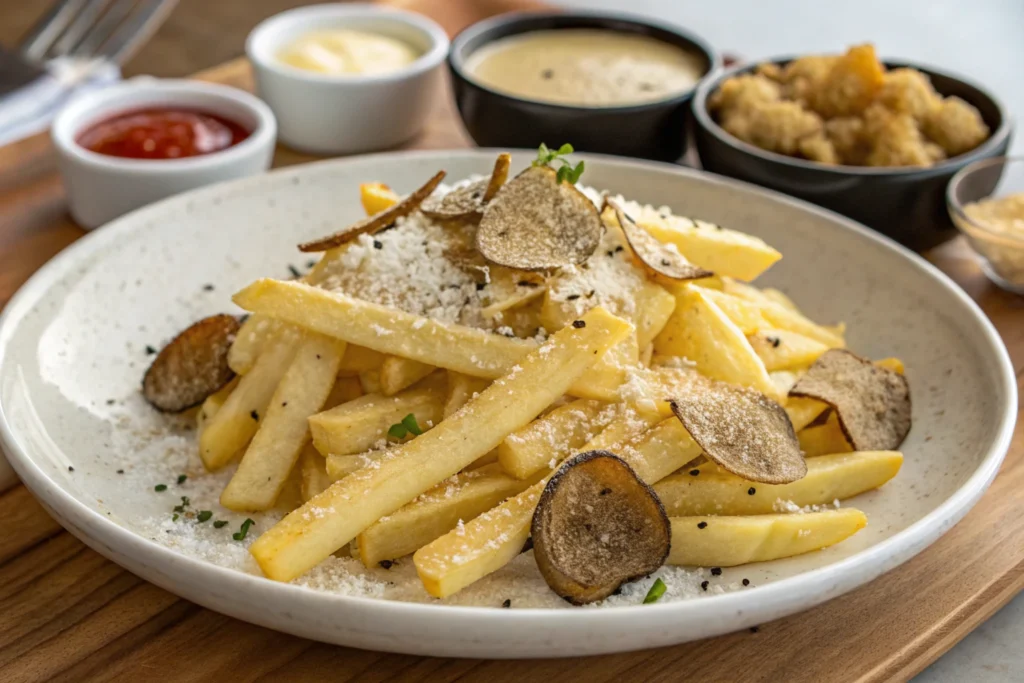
[692,58,1013,251]
[449,11,719,162]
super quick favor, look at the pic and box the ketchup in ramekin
[76,109,250,160]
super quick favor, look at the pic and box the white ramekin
[52,80,277,230]
[246,3,449,155]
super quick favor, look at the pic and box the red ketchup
[77,108,250,160]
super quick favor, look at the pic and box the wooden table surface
[2,31,1024,683]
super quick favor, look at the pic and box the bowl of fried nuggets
[693,45,1011,251]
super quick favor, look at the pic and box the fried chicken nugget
[825,117,868,165]
[878,68,941,121]
[862,104,946,167]
[808,44,885,119]
[922,96,990,156]
[798,133,839,165]
[779,55,838,105]
[721,101,824,156]
[708,73,781,114]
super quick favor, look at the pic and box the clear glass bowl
[948,156,1024,294]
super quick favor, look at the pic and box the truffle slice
[789,349,911,451]
[532,451,671,605]
[143,314,240,412]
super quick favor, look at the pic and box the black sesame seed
[116,469,124,474]
[202,283,215,291]
[599,488,612,496]
[572,320,586,329]
[306,260,317,269]
[689,469,700,476]
[770,337,781,348]
[661,259,670,266]
[750,626,759,633]
[517,280,539,288]
[567,294,581,301]
[748,487,756,496]
[502,599,511,608]
[68,466,74,472]
[614,245,624,253]
[476,282,486,291]
[281,401,288,407]
[700,581,709,591]
[106,399,116,405]
[606,250,615,257]
[697,521,708,529]
[250,410,259,421]
[379,560,393,569]
[373,240,383,249]
[587,289,596,297]
[541,69,554,79]
[710,567,722,576]
[742,578,750,586]
[145,345,157,355]
[288,264,301,278]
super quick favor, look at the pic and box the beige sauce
[465,29,705,107]
[278,29,419,76]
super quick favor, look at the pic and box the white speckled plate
[0,150,1015,657]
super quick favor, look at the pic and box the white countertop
[554,0,1022,678]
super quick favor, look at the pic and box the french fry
[414,410,685,598]
[655,450,903,516]
[300,445,332,502]
[444,371,492,418]
[326,451,385,480]
[358,369,383,394]
[748,328,828,371]
[799,414,853,457]
[338,345,386,376]
[199,333,299,470]
[249,307,633,581]
[221,334,346,511]
[497,399,612,480]
[309,379,445,457]
[357,464,543,566]
[379,356,437,396]
[653,284,778,399]
[632,210,782,281]
[227,314,279,375]
[323,375,363,409]
[702,289,845,348]
[196,376,239,436]
[666,509,867,566]
[233,279,626,401]
[786,396,829,431]
[480,269,546,318]
[633,279,677,349]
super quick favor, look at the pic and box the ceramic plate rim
[0,149,1015,635]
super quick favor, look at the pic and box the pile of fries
[144,148,910,605]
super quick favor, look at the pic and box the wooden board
[0,57,1022,683]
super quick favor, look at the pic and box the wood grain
[0,33,1023,683]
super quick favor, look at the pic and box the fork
[0,0,177,143]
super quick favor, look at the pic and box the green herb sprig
[533,143,585,184]
[643,577,667,604]
[388,413,424,440]
[233,518,255,541]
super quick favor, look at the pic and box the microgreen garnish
[532,142,585,185]
[213,520,229,529]
[177,474,187,485]
[154,484,167,492]
[172,513,179,522]
[197,510,213,523]
[233,518,255,541]
[388,413,423,439]
[643,577,667,604]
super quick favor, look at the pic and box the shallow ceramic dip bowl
[0,150,1014,658]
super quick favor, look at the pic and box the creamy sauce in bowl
[464,29,706,108]
[278,29,420,76]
